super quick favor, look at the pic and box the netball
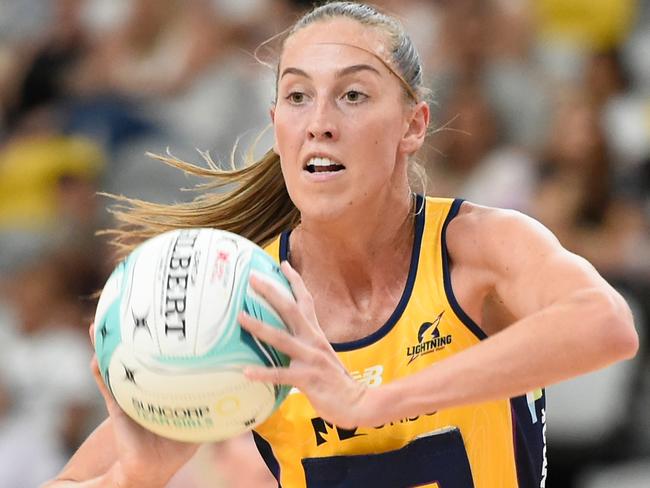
[92,228,292,442]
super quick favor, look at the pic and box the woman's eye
[287,92,305,104]
[344,90,366,103]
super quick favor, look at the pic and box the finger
[89,322,95,346]
[249,273,306,333]
[280,261,313,305]
[90,356,112,406]
[243,365,300,386]
[90,356,123,418]
[280,261,320,325]
[238,312,312,361]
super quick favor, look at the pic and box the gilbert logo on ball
[93,228,292,442]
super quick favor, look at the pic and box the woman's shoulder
[445,201,560,270]
[447,201,519,239]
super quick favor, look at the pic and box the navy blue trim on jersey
[279,194,426,352]
[252,431,283,487]
[510,392,547,488]
[440,198,488,340]
[279,229,290,263]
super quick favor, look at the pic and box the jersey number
[301,427,474,488]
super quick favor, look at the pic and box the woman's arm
[240,206,638,429]
[363,205,638,425]
[42,419,137,488]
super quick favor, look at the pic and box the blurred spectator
[0,253,100,487]
[0,133,103,232]
[426,82,537,211]
[534,0,638,49]
[143,0,278,159]
[533,0,638,83]
[603,18,650,194]
[3,0,91,129]
[482,0,552,150]
[532,90,650,278]
[72,0,217,98]
[585,49,630,108]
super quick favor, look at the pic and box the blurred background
[0,0,647,486]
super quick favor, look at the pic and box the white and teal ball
[93,228,292,442]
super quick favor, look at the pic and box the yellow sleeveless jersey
[255,196,547,488]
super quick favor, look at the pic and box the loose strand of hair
[101,148,298,262]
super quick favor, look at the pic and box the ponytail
[102,148,300,261]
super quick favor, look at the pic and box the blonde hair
[105,2,428,260]
[103,148,298,258]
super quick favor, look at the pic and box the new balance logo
[289,365,384,395]
[350,365,384,387]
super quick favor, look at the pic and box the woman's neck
[289,192,416,293]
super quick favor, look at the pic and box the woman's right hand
[89,355,199,487]
[88,321,199,486]
[45,325,199,487]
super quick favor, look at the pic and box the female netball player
[45,2,638,487]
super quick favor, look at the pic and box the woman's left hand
[238,261,368,429]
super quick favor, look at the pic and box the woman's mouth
[305,157,346,173]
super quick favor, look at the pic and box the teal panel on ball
[95,250,140,388]
[250,248,292,295]
[96,300,121,388]
[245,248,293,407]
[245,249,292,363]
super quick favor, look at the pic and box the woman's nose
[307,101,338,141]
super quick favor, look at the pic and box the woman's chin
[296,198,354,226]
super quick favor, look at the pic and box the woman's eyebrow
[280,64,382,80]
[280,67,311,80]
[337,64,382,78]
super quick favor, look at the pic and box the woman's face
[272,18,427,223]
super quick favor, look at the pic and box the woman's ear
[270,106,278,154]
[399,101,430,155]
